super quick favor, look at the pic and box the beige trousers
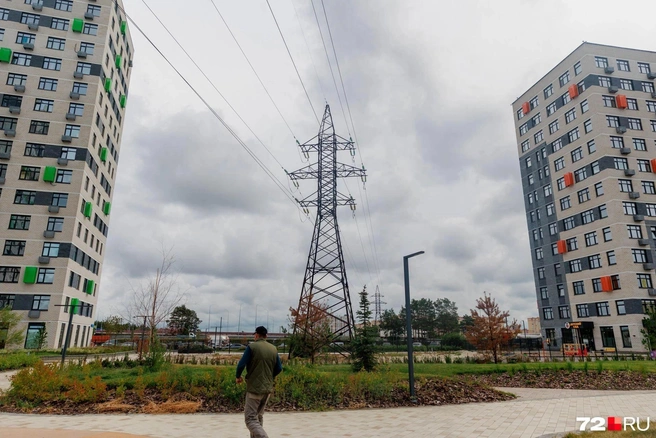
[244,392,271,438]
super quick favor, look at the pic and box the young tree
[127,246,185,345]
[641,309,656,352]
[0,307,24,349]
[379,308,404,344]
[167,305,201,335]
[289,294,332,363]
[35,327,48,351]
[351,286,377,372]
[465,292,519,364]
[434,298,460,337]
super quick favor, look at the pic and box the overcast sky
[98,0,656,332]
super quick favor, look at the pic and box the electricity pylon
[288,104,366,357]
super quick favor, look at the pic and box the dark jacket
[236,339,283,394]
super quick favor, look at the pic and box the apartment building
[513,43,656,353]
[0,0,132,349]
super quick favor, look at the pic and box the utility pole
[373,286,385,324]
[56,298,80,366]
[288,104,367,358]
[135,315,149,361]
[237,304,242,333]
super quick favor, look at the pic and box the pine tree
[351,286,378,372]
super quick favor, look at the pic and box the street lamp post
[404,250,424,401]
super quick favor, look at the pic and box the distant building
[527,317,541,335]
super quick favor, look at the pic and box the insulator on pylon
[296,139,301,146]
[350,147,356,157]
[350,203,356,211]
[361,165,367,183]
[303,151,309,160]
[303,207,309,215]
[293,180,299,188]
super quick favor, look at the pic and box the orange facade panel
[651,158,656,172]
[601,276,613,292]
[616,94,627,109]
[564,172,574,187]
[568,84,579,99]
[522,102,530,114]
[557,240,567,254]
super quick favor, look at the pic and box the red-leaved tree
[465,292,520,363]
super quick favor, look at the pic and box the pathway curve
[1,387,654,437]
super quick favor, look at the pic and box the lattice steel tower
[288,104,366,356]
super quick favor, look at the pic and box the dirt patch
[469,370,656,390]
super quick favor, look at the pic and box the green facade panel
[103,202,111,215]
[104,78,111,91]
[70,298,79,314]
[120,95,127,108]
[120,21,127,35]
[23,266,37,284]
[0,48,12,63]
[72,18,84,33]
[115,55,121,68]
[86,280,94,295]
[84,201,92,218]
[100,147,108,162]
[43,166,56,182]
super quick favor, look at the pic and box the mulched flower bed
[469,370,656,391]
[0,377,515,415]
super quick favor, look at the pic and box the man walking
[236,326,283,438]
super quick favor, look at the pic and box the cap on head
[255,326,268,337]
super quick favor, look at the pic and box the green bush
[0,352,39,371]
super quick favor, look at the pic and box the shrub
[0,352,39,371]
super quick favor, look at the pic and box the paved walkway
[1,387,655,437]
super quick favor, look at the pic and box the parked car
[412,342,423,347]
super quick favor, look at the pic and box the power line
[209,0,298,141]
[119,1,299,209]
[290,0,327,101]
[265,0,320,123]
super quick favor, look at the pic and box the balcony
[48,205,60,213]
[84,11,94,20]
[43,230,55,238]
[38,256,50,264]
[629,192,640,199]
[73,71,84,79]
[13,85,25,92]
[643,263,654,271]
[649,289,656,296]
[27,23,39,31]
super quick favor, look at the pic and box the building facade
[526,316,541,335]
[0,0,132,349]
[513,43,656,353]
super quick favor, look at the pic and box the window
[549,120,559,134]
[594,182,604,197]
[543,307,554,320]
[595,57,608,68]
[67,103,84,117]
[14,190,35,206]
[537,267,545,279]
[588,254,602,269]
[620,326,632,348]
[602,95,616,108]
[31,295,50,311]
[576,304,589,318]
[561,92,571,105]
[50,18,69,31]
[64,125,80,138]
[574,167,587,182]
[546,203,555,216]
[517,108,524,120]
[33,98,53,113]
[54,0,73,11]
[530,96,539,110]
[598,76,612,87]
[38,78,58,91]
[574,61,582,76]
[0,95,21,110]
[647,101,656,113]
[521,140,530,153]
[544,84,553,99]
[603,227,612,242]
[577,188,590,203]
[632,248,648,264]
[643,299,656,314]
[24,143,44,157]
[560,196,570,210]
[637,159,652,172]
[0,117,16,132]
[566,237,578,251]
[599,204,608,219]
[7,73,27,87]
[79,42,95,55]
[584,119,592,133]
[16,32,35,45]
[614,157,629,170]
[549,222,558,235]
[87,4,101,16]
[546,102,557,116]
[565,108,576,124]
[42,57,61,71]
[8,215,30,230]
[36,268,55,284]
[540,287,549,300]
[72,82,88,95]
[596,302,611,316]
[564,216,575,230]
[623,201,637,215]
[606,115,620,127]
[643,82,655,93]
[649,204,656,217]
[11,53,31,66]
[24,323,45,349]
[535,247,543,260]
[19,166,40,181]
[20,12,40,25]
[0,9,7,21]
[519,123,529,136]
[617,59,630,71]
[569,259,582,272]
[0,267,19,283]
[46,37,65,51]
[534,130,543,144]
[42,242,59,257]
[585,231,598,247]
[554,157,565,171]
[628,118,643,130]
[55,169,72,184]
[638,273,653,289]
[614,300,627,316]
[525,157,532,168]
[559,71,570,87]
[638,62,651,74]
[76,62,92,75]
[559,305,571,319]
[619,179,633,192]
[580,99,589,114]
[83,23,98,35]
[29,121,49,135]
[620,79,634,91]
[3,240,25,256]
[0,294,14,309]
[634,138,647,151]
[643,181,656,194]
[627,98,639,110]
[47,217,64,232]
[51,193,68,207]
[604,251,616,267]
[628,224,643,239]
[531,113,541,126]
[610,136,624,149]
[543,184,552,197]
